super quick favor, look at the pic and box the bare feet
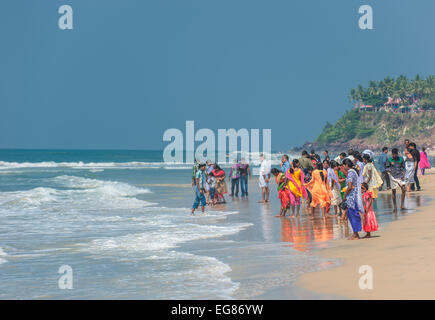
[348,233,360,240]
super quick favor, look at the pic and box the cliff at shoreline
[298,109,435,153]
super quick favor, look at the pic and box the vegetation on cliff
[349,75,435,108]
[316,110,435,147]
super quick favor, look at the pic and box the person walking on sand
[386,148,406,211]
[191,163,207,215]
[228,159,240,197]
[361,182,378,238]
[239,158,250,197]
[342,158,363,240]
[258,153,271,203]
[362,153,383,199]
[378,147,391,191]
[408,142,421,191]
[404,148,415,192]
[271,168,290,217]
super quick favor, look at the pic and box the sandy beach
[296,169,435,299]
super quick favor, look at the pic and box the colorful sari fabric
[345,169,363,212]
[305,169,332,208]
[337,169,347,199]
[420,151,431,170]
[213,169,228,196]
[275,173,290,209]
[362,162,383,199]
[285,168,307,206]
[362,191,378,232]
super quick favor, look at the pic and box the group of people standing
[191,158,251,215]
[190,143,432,240]
[270,142,431,240]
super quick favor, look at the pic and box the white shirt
[259,160,271,177]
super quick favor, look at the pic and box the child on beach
[271,168,290,217]
[208,172,217,206]
[191,163,207,215]
[361,182,378,238]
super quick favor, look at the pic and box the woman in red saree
[271,168,290,216]
[212,165,228,204]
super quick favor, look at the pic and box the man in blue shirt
[191,163,207,215]
[281,154,290,173]
[378,146,390,190]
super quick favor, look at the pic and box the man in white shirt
[258,153,271,203]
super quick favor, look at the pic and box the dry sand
[296,169,435,299]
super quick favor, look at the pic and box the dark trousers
[381,171,391,190]
[231,178,240,196]
[411,163,421,190]
[240,175,248,196]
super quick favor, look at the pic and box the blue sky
[1,0,434,150]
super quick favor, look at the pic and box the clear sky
[1,0,434,151]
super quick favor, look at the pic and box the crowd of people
[190,141,432,240]
[190,158,251,215]
[268,141,431,240]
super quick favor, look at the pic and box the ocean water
[0,150,259,299]
[0,149,428,299]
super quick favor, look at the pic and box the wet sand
[181,172,428,299]
[296,169,435,299]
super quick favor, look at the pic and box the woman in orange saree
[304,162,332,216]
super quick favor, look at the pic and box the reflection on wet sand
[279,191,426,252]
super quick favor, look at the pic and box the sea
[0,149,430,299]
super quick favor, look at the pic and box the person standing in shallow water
[271,168,290,217]
[228,159,240,197]
[191,163,207,215]
[258,153,271,203]
[342,158,363,240]
[239,158,250,197]
[378,147,391,191]
[286,159,307,217]
[386,148,406,211]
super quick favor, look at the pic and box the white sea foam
[0,248,7,265]
[0,152,289,171]
[0,175,154,211]
[84,222,252,253]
